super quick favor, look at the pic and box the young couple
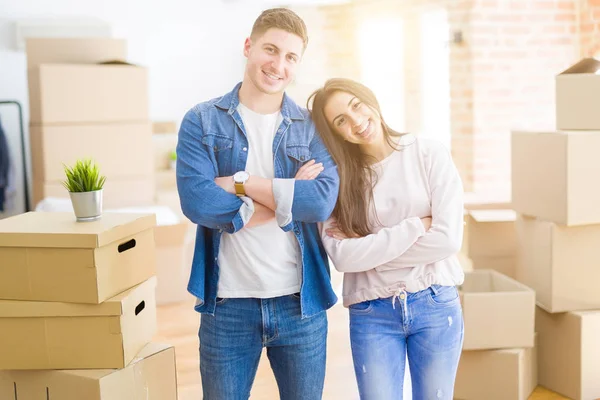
[176,7,465,400]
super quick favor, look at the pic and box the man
[176,7,340,400]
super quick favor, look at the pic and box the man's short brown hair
[251,8,308,50]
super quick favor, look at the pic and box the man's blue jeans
[199,294,328,400]
[349,285,464,400]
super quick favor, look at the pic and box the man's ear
[243,37,252,57]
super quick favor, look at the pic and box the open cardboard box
[459,270,535,350]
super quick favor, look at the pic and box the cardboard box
[33,177,155,209]
[536,307,600,400]
[470,256,516,279]
[30,122,153,182]
[515,214,600,312]
[556,58,600,130]
[155,189,189,223]
[463,199,512,211]
[28,63,149,125]
[152,132,178,172]
[467,209,516,259]
[0,211,156,304]
[459,270,535,350]
[511,130,600,226]
[0,277,157,370]
[455,336,538,400]
[461,201,511,257]
[26,38,127,70]
[155,222,194,305]
[0,342,176,400]
[155,170,177,191]
[152,121,178,134]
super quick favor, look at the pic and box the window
[359,17,405,132]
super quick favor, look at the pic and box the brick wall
[469,0,578,198]
[291,0,591,199]
[580,0,600,56]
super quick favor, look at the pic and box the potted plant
[62,158,106,222]
[169,150,177,170]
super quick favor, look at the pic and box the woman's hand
[214,176,235,194]
[421,217,432,231]
[295,160,324,180]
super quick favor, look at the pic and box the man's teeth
[265,72,281,80]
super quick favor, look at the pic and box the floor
[153,293,568,400]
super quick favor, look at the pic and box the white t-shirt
[216,102,301,298]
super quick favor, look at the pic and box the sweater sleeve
[318,216,426,273]
[376,141,464,271]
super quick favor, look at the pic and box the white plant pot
[69,189,103,222]
[170,160,176,170]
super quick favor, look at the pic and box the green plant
[62,159,106,193]
[169,150,177,161]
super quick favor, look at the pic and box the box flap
[26,38,127,70]
[155,223,189,247]
[469,209,516,223]
[559,58,600,75]
[0,212,156,248]
[0,277,156,318]
[459,269,533,294]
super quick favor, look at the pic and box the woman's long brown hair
[307,78,407,238]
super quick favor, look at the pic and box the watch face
[234,171,250,183]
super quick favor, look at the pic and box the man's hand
[215,176,235,195]
[295,160,324,180]
[245,202,276,229]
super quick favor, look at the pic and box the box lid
[26,38,127,70]
[0,277,156,318]
[469,209,516,223]
[558,58,600,75]
[0,212,156,248]
[59,343,174,380]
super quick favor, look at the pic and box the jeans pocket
[427,285,459,306]
[348,300,373,314]
[215,297,229,305]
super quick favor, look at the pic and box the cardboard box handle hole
[118,238,136,253]
[135,300,145,316]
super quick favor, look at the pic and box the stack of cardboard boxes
[0,211,178,399]
[24,37,193,306]
[27,37,155,208]
[510,57,600,400]
[454,269,537,400]
[465,208,517,278]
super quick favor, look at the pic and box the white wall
[0,0,268,216]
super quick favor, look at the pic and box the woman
[308,78,465,400]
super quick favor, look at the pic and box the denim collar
[215,82,305,121]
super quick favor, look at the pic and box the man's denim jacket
[176,83,340,317]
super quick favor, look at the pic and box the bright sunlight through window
[359,18,405,133]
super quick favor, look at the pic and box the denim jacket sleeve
[280,128,340,232]
[176,108,253,234]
